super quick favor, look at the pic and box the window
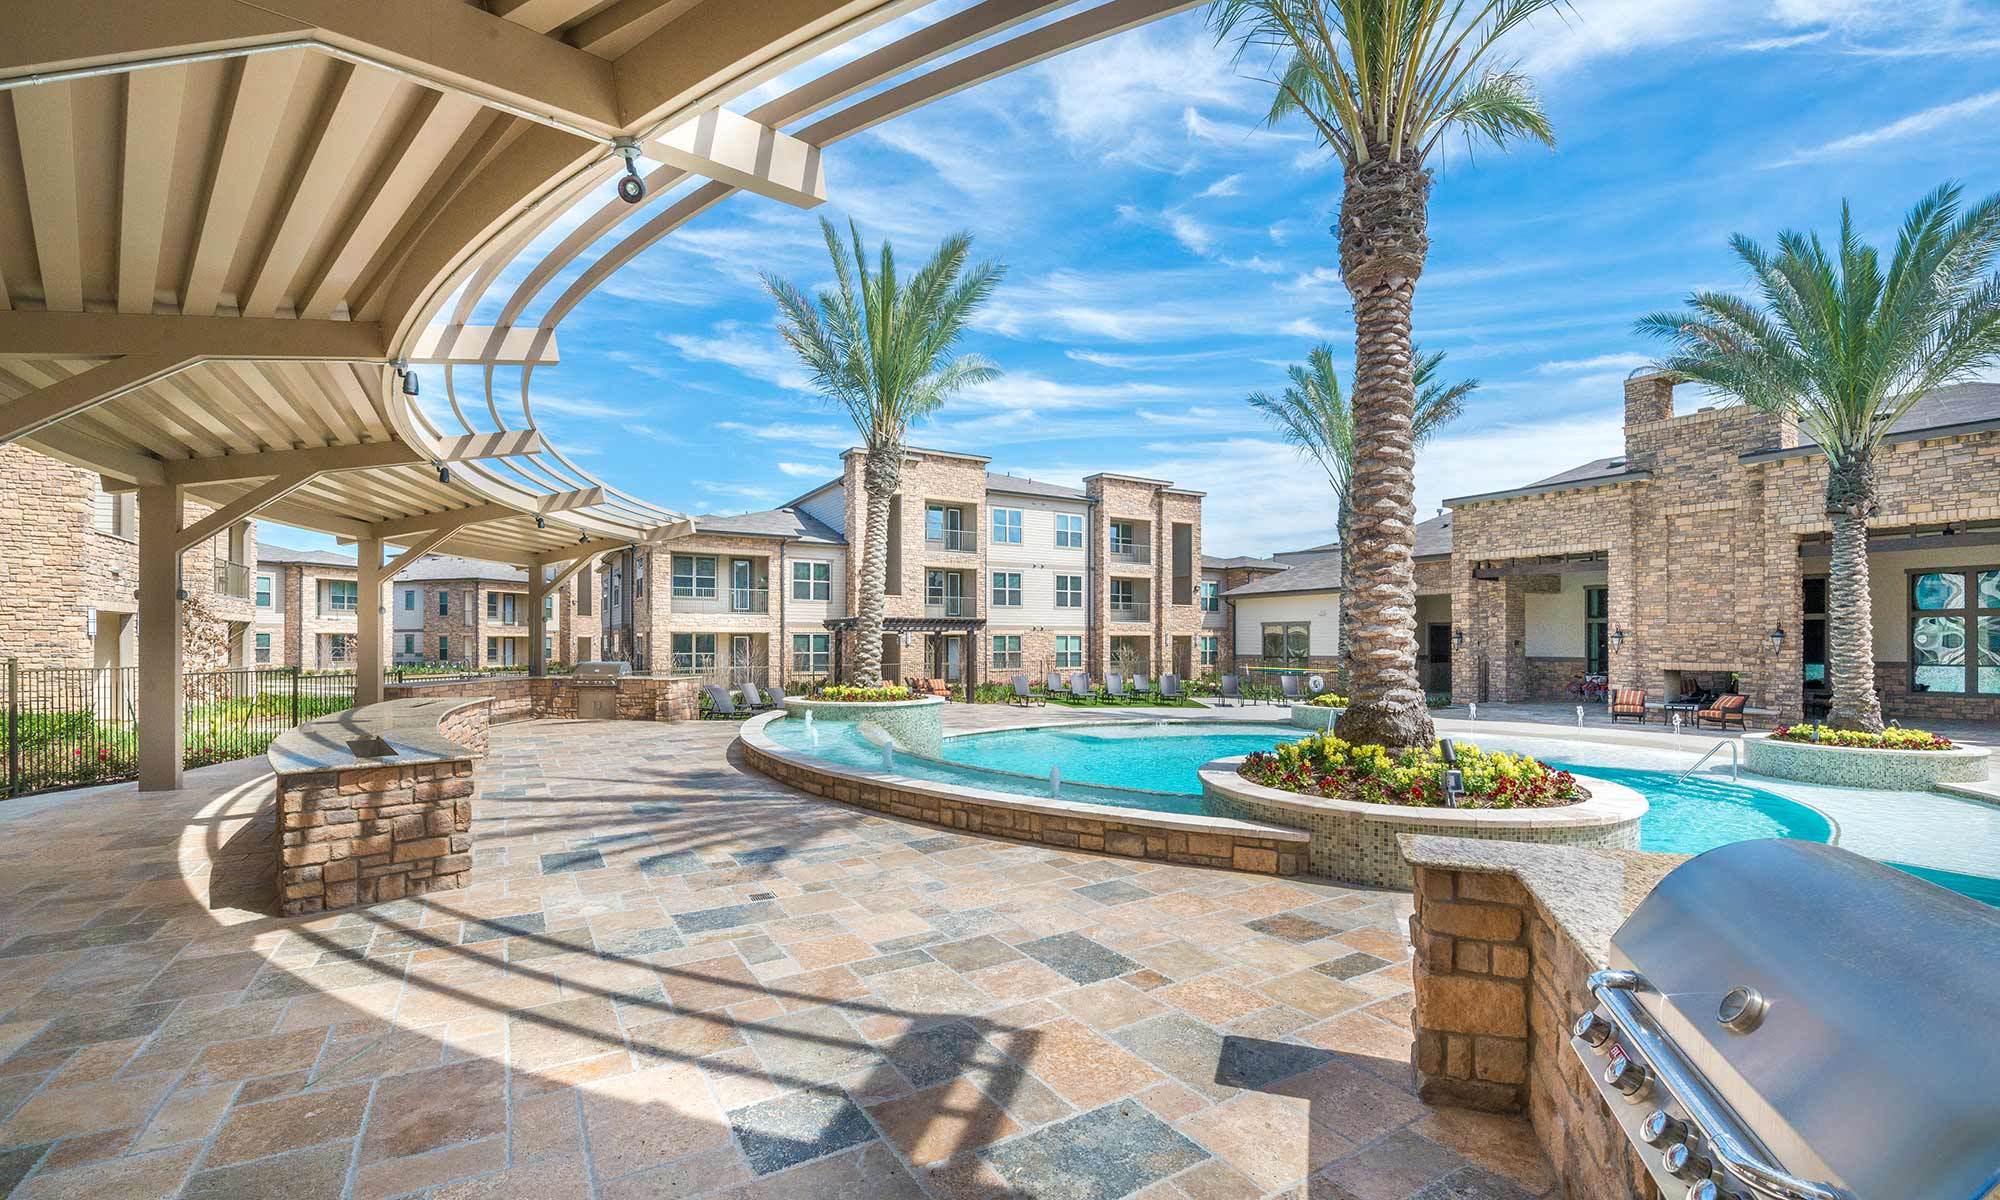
[792,633,830,674]
[672,632,717,672]
[1055,574,1083,608]
[1199,635,1218,666]
[1199,581,1219,612]
[633,552,646,598]
[255,573,274,609]
[437,590,449,617]
[992,572,1021,607]
[1110,579,1136,610]
[992,507,1022,545]
[992,635,1022,670]
[486,637,500,662]
[1055,513,1084,549]
[329,634,351,662]
[486,592,497,619]
[402,634,417,656]
[402,588,415,611]
[1910,568,2000,695]
[1803,577,1828,686]
[438,636,450,661]
[1585,585,1609,676]
[1055,635,1082,669]
[1262,622,1311,665]
[544,637,553,659]
[326,580,358,613]
[792,560,831,600]
[254,632,272,664]
[673,555,716,598]
[1110,521,1135,552]
[543,596,554,620]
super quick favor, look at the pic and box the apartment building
[254,544,586,672]
[0,442,256,671]
[603,448,1206,689]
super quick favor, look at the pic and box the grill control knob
[1685,1182,1742,1200]
[1662,1141,1713,1181]
[1603,1057,1651,1100]
[1641,1110,1688,1148]
[1573,1011,1613,1049]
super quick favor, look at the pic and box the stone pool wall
[1741,731,1990,788]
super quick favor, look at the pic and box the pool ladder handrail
[1677,738,1739,783]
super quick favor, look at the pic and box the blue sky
[265,0,2000,559]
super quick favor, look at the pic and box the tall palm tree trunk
[1825,455,1885,732]
[1333,153,1435,750]
[1335,495,1353,693]
[854,445,901,686]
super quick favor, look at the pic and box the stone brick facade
[382,673,700,722]
[1085,474,1204,679]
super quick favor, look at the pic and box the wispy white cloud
[714,420,850,444]
[1198,173,1245,199]
[531,393,637,420]
[1534,353,1653,375]
[1734,30,1832,51]
[776,461,827,477]
[1771,87,2000,166]
[661,321,810,391]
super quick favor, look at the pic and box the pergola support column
[356,537,386,707]
[136,482,184,791]
[527,563,551,677]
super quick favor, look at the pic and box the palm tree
[763,219,1003,686]
[1249,343,1473,689]
[1212,0,1560,748]
[1639,184,2000,733]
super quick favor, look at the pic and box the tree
[1212,0,1560,748]
[1638,183,2000,732]
[764,219,1003,686]
[1248,343,1473,689]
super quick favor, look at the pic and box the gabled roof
[398,555,530,584]
[690,507,844,544]
[1219,513,1454,598]
[1742,381,2000,461]
[256,543,355,568]
[1203,554,1283,571]
[985,471,1087,501]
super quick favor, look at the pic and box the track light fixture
[393,360,418,397]
[434,461,450,485]
[613,138,645,204]
[535,515,546,530]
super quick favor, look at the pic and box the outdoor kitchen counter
[266,697,491,916]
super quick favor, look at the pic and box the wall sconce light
[1770,626,1785,654]
[1453,628,1466,650]
[1611,628,1627,652]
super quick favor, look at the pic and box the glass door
[729,634,754,685]
[1585,586,1609,676]
[731,560,754,611]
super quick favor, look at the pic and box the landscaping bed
[1241,733,1582,810]
[1744,729,1990,789]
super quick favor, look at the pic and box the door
[881,633,901,684]
[730,634,754,685]
[945,571,964,616]
[943,635,963,683]
[731,560,755,611]
[1173,636,1191,678]
[1584,586,1609,676]
[1427,623,1454,693]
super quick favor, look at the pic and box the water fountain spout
[1050,766,1062,798]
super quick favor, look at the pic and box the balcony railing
[1109,541,1149,564]
[213,559,252,600]
[925,597,972,618]
[730,586,770,614]
[926,528,977,553]
[1109,600,1148,623]
[670,586,771,615]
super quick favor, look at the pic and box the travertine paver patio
[0,711,1554,1199]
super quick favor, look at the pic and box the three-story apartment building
[601,448,1206,689]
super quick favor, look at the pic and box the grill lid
[571,660,631,682]
[1607,840,2000,1200]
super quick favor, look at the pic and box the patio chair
[1609,688,1648,724]
[1106,673,1126,700]
[1132,673,1151,696]
[1069,674,1093,700]
[739,681,775,712]
[701,684,750,720]
[1217,674,1242,707]
[1695,693,1748,731]
[1159,674,1182,700]
[1046,671,1064,693]
[1009,675,1042,707]
[1280,674,1304,703]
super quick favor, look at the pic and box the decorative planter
[780,695,946,756]
[1288,705,1344,730]
[1200,756,1647,889]
[1742,732,1990,789]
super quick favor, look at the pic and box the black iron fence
[386,661,574,685]
[4,662,356,797]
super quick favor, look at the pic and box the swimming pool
[762,716,1992,901]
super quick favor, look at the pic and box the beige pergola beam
[539,548,599,592]
[536,485,605,514]
[431,429,548,461]
[0,311,389,359]
[24,426,167,487]
[0,354,186,444]
[173,470,320,553]
[356,501,525,541]
[157,442,425,487]
[406,325,561,365]
[645,108,825,209]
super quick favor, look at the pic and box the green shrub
[1303,693,1350,708]
[816,684,914,703]
[1240,734,1578,809]
[1772,724,1953,750]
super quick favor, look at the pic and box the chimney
[1623,370,1680,464]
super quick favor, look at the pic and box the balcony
[926,527,978,553]
[213,559,252,600]
[1109,541,1150,565]
[925,596,973,618]
[1109,600,1148,623]
[671,586,770,615]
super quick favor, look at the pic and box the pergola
[0,0,1199,789]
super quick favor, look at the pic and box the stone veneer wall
[275,702,488,916]
[1409,862,1661,1200]
[1523,656,1588,701]
[380,674,699,723]
[742,737,1306,875]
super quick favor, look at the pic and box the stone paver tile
[1155,976,1274,1024]
[506,996,624,1071]
[870,1075,1020,1164]
[597,1144,749,1200]
[786,935,875,971]
[1051,979,1167,1031]
[1011,1017,1160,1109]
[867,963,993,1021]
[185,1027,329,1087]
[133,1083,236,1150]
[1315,952,1393,981]
[509,1088,582,1161]
[1280,1060,1430,1144]
[580,1061,732,1179]
[1169,1159,1265,1200]
[1179,1088,1355,1192]
[361,1058,507,1163]
[1296,1010,1416,1081]
[1015,933,1139,985]
[1114,1014,1335,1101]
[740,1005,881,1087]
[459,912,547,945]
[708,1141,923,1200]
[13,1143,200,1200]
[728,1088,877,1176]
[660,954,765,1012]
[963,958,1071,1004]
[1339,926,1413,961]
[16,1002,177,1057]
[42,1036,145,1088]
[926,935,1023,974]
[33,1126,133,1173]
[674,902,783,935]
[428,1153,591,1199]
[1071,880,1153,906]
[313,1029,446,1086]
[1134,1078,1208,1123]
[768,966,869,1013]
[205,1083,371,1166]
[626,1012,744,1063]
[139,952,265,1002]
[1127,940,1223,982]
[1309,1130,1470,1200]
[1258,969,1371,1019]
[182,1140,352,1200]
[1409,1164,1544,1199]
[883,1020,1008,1090]
[357,1135,507,1200]
[1219,883,1319,919]
[977,1100,1208,1200]
[0,1071,176,1143]
[540,851,605,875]
[0,1144,52,1199]
[1413,1109,1557,1195]
[1246,913,1338,944]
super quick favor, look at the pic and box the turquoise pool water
[763,717,1988,901]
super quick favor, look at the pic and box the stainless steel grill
[570,661,630,686]
[570,660,628,720]
[1569,840,2000,1200]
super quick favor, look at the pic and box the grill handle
[1588,970,1855,1200]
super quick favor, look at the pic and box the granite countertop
[1399,834,1685,968]
[268,698,486,777]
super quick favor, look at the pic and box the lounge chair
[1046,671,1064,693]
[1695,693,1748,731]
[1159,674,1182,700]
[1609,688,1647,724]
[1069,674,1093,700]
[1132,674,1151,696]
[1106,673,1126,700]
[1280,674,1304,703]
[1009,675,1043,707]
[701,684,751,720]
[1217,674,1242,707]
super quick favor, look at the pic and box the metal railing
[666,657,770,689]
[213,558,253,599]
[926,527,977,553]
[5,661,356,797]
[925,597,972,618]
[1109,600,1148,622]
[1109,541,1149,564]
[670,586,771,614]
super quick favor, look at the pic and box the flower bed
[1302,693,1351,708]
[1771,723,1953,750]
[1241,734,1581,810]
[1743,730,1989,789]
[779,694,944,755]
[816,684,913,702]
